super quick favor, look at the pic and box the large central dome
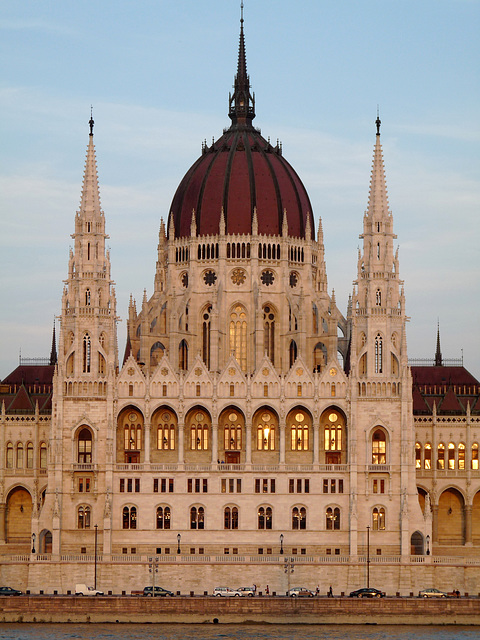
[168,15,314,240]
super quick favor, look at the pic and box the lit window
[437,443,445,470]
[292,506,306,530]
[190,506,205,530]
[372,507,385,530]
[424,443,431,469]
[224,506,239,530]
[372,430,386,464]
[229,305,247,372]
[256,412,276,450]
[257,506,272,530]
[123,506,137,529]
[77,505,91,529]
[156,506,171,530]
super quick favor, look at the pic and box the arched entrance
[411,530,424,555]
[437,488,465,546]
[6,487,32,543]
[39,529,52,553]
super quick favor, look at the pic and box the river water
[0,624,478,640]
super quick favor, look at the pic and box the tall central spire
[228,2,255,126]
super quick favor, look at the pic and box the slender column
[144,420,151,463]
[177,421,185,463]
[465,504,473,544]
[211,421,218,464]
[245,420,252,464]
[279,420,286,464]
[313,421,319,465]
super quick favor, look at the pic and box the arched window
[313,342,327,373]
[289,340,298,368]
[458,443,465,470]
[156,411,176,450]
[77,505,91,529]
[375,289,382,306]
[290,412,309,451]
[85,288,91,306]
[448,442,456,470]
[26,442,34,469]
[40,443,47,469]
[326,507,340,530]
[437,443,445,470]
[78,428,92,464]
[16,443,24,468]
[190,506,205,530]
[372,430,386,464]
[124,414,142,451]
[123,506,137,529]
[256,412,276,450]
[156,506,171,529]
[424,443,432,469]
[374,334,383,373]
[372,507,386,530]
[202,305,212,369]
[229,305,247,372]
[263,305,276,365]
[83,333,91,373]
[292,506,306,530]
[150,341,165,367]
[6,442,13,469]
[190,411,209,450]
[179,339,188,371]
[324,413,343,452]
[224,414,242,451]
[257,506,272,530]
[224,506,238,530]
[415,443,422,468]
[472,443,479,470]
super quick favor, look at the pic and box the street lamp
[366,525,370,589]
[31,533,36,554]
[426,534,430,556]
[280,533,284,555]
[177,533,181,555]
[149,556,159,595]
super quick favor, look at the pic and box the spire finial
[228,1,255,126]
[376,106,381,136]
[241,1,244,23]
[435,320,443,366]
[89,106,94,137]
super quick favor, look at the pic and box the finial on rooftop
[376,106,381,136]
[435,320,443,367]
[229,1,255,126]
[89,106,94,136]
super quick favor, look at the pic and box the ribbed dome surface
[169,127,314,240]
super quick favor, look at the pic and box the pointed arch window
[424,443,432,469]
[291,412,309,451]
[458,443,465,470]
[124,422,142,451]
[263,305,276,365]
[229,305,247,372]
[190,412,209,450]
[374,334,383,373]
[472,443,479,470]
[78,428,92,464]
[437,443,445,469]
[313,342,327,373]
[289,340,298,368]
[224,506,238,530]
[77,505,91,529]
[326,507,340,530]
[257,506,272,530]
[448,442,456,470]
[83,333,91,373]
[156,506,171,529]
[6,442,13,469]
[157,422,175,451]
[85,288,91,306]
[256,412,276,450]
[179,339,188,371]
[202,305,212,369]
[26,442,34,469]
[190,506,205,530]
[123,506,137,529]
[372,430,386,464]
[292,506,306,530]
[40,442,47,469]
[224,413,242,451]
[16,443,24,468]
[372,507,385,530]
[415,442,422,468]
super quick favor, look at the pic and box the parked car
[0,586,22,596]
[349,588,384,598]
[418,588,448,598]
[236,586,255,596]
[143,586,174,597]
[213,586,241,597]
[287,587,315,597]
[75,583,103,596]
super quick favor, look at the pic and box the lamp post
[177,533,181,555]
[94,524,98,589]
[149,556,159,595]
[284,556,295,595]
[280,533,284,555]
[31,533,36,554]
[366,525,370,589]
[426,534,430,556]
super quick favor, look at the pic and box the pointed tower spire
[228,2,255,126]
[49,319,57,366]
[435,321,443,367]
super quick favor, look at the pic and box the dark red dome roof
[169,128,314,239]
[167,14,314,240]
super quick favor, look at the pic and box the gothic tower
[43,117,117,556]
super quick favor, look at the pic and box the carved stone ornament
[228,367,236,376]
[262,368,269,376]
[195,367,203,376]
[231,268,246,285]
[127,367,135,376]
[161,367,169,376]
[296,368,303,376]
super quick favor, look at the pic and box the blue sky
[1,0,479,379]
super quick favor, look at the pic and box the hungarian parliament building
[1,13,479,596]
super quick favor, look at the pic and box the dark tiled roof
[411,365,480,416]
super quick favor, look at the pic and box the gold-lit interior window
[291,412,309,451]
[229,305,247,372]
[224,413,242,450]
[372,430,386,464]
[256,412,275,450]
[124,412,142,450]
[472,443,479,470]
[424,443,431,469]
[325,412,342,451]
[190,412,209,450]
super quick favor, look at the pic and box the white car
[213,586,241,597]
[75,583,103,596]
[236,586,255,597]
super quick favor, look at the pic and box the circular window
[329,413,338,422]
[181,272,188,288]
[231,268,246,285]
[162,412,171,422]
[128,412,137,422]
[295,413,305,422]
[261,270,275,286]
[289,272,298,288]
[229,412,238,422]
[196,412,204,422]
[203,270,217,286]
[262,413,271,422]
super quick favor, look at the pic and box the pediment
[118,354,145,383]
[150,353,178,383]
[184,354,212,384]
[285,355,313,385]
[218,355,245,383]
[252,355,281,384]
